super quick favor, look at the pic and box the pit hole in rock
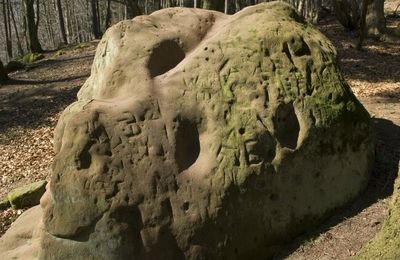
[182,201,190,211]
[273,102,300,149]
[147,40,185,78]
[175,119,200,172]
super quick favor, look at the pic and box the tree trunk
[23,0,43,52]
[105,0,112,28]
[43,0,56,48]
[64,0,72,43]
[203,0,224,12]
[0,59,9,82]
[9,1,23,55]
[333,0,360,30]
[3,0,12,58]
[56,0,68,45]
[224,0,228,14]
[90,0,101,38]
[357,0,369,49]
[366,0,386,36]
[124,0,141,19]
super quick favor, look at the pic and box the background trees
[0,0,393,63]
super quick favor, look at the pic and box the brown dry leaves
[0,43,96,237]
[0,126,54,199]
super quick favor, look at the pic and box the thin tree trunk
[73,3,82,42]
[194,0,197,8]
[35,0,40,30]
[64,0,71,43]
[6,0,12,54]
[95,0,100,33]
[105,0,112,28]
[357,0,368,50]
[3,0,12,58]
[224,0,228,14]
[90,0,101,38]
[23,0,43,52]
[9,1,23,55]
[56,0,68,45]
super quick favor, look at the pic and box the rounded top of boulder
[42,2,374,259]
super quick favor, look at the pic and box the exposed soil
[0,6,399,260]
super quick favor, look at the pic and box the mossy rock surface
[0,198,10,210]
[355,164,400,259]
[53,50,66,58]
[23,53,45,64]
[7,181,47,209]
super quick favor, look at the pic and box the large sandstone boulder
[2,2,373,259]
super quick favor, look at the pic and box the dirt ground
[0,6,399,260]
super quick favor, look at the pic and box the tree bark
[23,0,43,52]
[366,0,386,36]
[90,0,101,38]
[105,0,112,28]
[124,0,141,19]
[333,0,360,30]
[56,0,68,45]
[9,1,23,55]
[43,0,56,48]
[202,0,224,12]
[0,59,9,82]
[357,0,369,50]
[3,0,13,58]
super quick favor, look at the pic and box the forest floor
[0,9,399,260]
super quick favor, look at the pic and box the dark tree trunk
[125,0,141,19]
[23,0,43,52]
[0,59,9,82]
[333,0,360,30]
[202,0,224,12]
[357,0,369,50]
[105,0,112,28]
[56,0,68,45]
[90,0,101,38]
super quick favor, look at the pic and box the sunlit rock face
[40,2,374,259]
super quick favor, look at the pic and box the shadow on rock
[274,117,400,259]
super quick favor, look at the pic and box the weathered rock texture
[37,2,373,259]
[0,206,42,259]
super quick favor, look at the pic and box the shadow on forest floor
[0,84,80,135]
[318,16,400,87]
[0,48,94,135]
